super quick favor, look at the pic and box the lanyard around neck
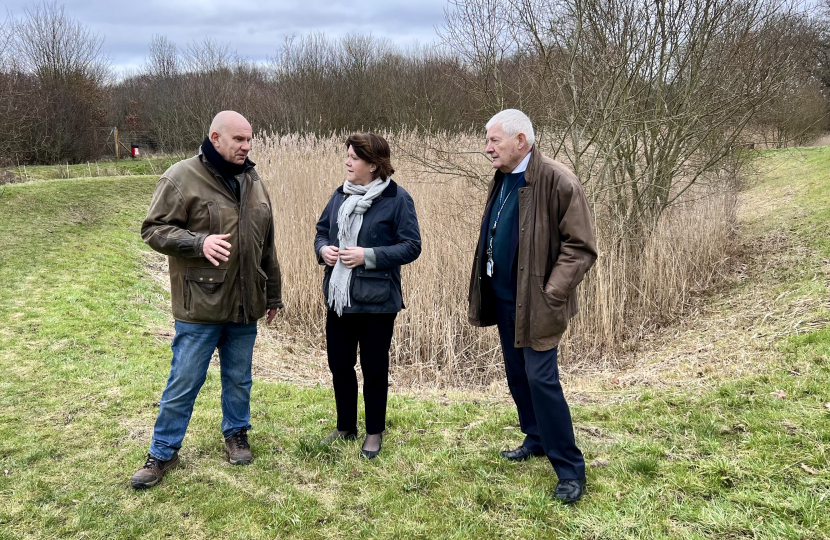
[487,172,525,256]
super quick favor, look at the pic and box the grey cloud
[3,0,446,74]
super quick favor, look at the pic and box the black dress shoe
[554,478,586,504]
[500,445,545,462]
[360,433,383,459]
[320,428,358,445]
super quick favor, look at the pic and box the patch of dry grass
[562,148,830,401]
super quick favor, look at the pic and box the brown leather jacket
[141,153,283,324]
[468,147,597,351]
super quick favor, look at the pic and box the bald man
[132,111,283,489]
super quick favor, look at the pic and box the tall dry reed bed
[253,131,736,389]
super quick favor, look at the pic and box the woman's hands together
[341,246,365,268]
[321,245,339,266]
[322,245,365,268]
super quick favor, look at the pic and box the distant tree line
[1,0,829,166]
[109,34,474,155]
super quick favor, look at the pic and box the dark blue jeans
[495,299,585,480]
[149,320,257,461]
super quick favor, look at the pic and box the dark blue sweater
[486,172,526,301]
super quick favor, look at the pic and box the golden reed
[252,131,736,389]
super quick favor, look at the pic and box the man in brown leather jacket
[130,111,283,489]
[468,109,597,503]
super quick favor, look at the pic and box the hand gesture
[203,234,232,266]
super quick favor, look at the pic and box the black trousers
[495,299,585,480]
[325,310,397,435]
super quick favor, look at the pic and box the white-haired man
[468,109,597,503]
[131,111,283,489]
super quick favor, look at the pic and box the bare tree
[181,38,237,73]
[0,17,32,166]
[266,33,472,134]
[146,34,179,79]
[114,35,284,153]
[438,0,519,115]
[421,0,830,354]
[4,1,110,163]
[439,0,821,228]
[13,1,109,84]
[0,17,12,65]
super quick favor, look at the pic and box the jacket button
[521,228,525,232]
[520,266,524,271]
[209,278,214,282]
[199,277,204,281]
[518,303,522,307]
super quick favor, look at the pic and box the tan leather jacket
[468,147,597,351]
[141,154,283,324]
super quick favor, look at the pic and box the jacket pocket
[249,267,268,319]
[256,267,268,284]
[528,283,569,343]
[207,201,220,235]
[249,202,271,248]
[185,267,228,320]
[351,267,392,304]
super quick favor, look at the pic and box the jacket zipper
[518,185,532,343]
[239,173,247,323]
[201,155,250,323]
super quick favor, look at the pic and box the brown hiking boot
[224,429,253,465]
[130,453,179,489]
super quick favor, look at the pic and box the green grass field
[0,148,827,539]
[3,156,182,182]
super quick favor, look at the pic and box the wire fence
[91,128,163,160]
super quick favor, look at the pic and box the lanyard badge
[486,172,525,277]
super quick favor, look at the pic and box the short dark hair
[346,133,395,180]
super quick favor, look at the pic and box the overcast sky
[3,0,449,76]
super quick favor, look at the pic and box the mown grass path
[0,156,827,539]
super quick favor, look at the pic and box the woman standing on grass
[314,133,421,459]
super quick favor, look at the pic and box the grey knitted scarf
[328,177,391,316]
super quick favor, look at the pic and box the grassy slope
[3,156,182,182]
[0,151,827,539]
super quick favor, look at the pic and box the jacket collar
[197,147,256,173]
[490,145,540,188]
[336,180,398,197]
[512,150,532,173]
[524,145,541,185]
[197,152,257,196]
